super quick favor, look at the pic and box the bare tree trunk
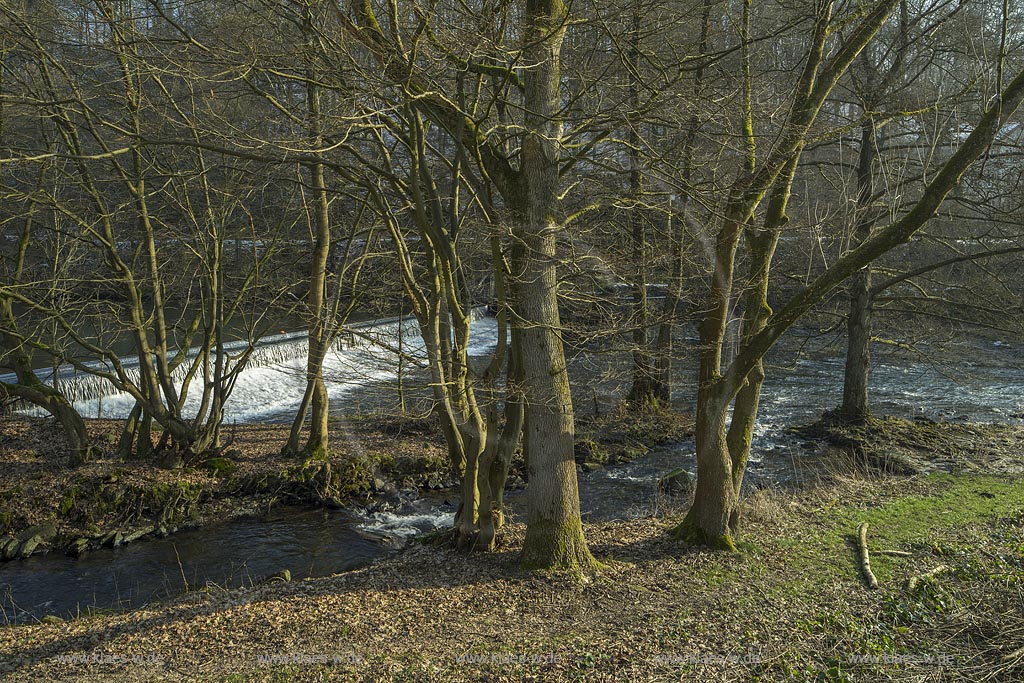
[0,199,94,463]
[489,329,525,530]
[724,158,794,532]
[672,202,744,550]
[514,0,596,572]
[625,1,656,407]
[680,63,1024,548]
[653,0,712,403]
[841,119,878,423]
[289,37,332,457]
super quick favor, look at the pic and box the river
[1,319,1021,624]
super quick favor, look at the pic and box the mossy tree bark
[286,11,333,459]
[680,53,1024,548]
[624,2,657,408]
[516,0,596,571]
[676,0,902,547]
[366,106,523,552]
[652,0,712,405]
[346,0,595,568]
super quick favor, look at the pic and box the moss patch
[200,457,238,477]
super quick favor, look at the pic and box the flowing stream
[2,321,1022,624]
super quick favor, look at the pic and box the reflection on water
[0,498,456,624]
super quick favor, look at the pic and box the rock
[259,569,292,585]
[0,536,18,560]
[581,462,604,473]
[201,456,238,477]
[122,526,154,545]
[13,521,59,558]
[574,438,603,465]
[17,521,57,544]
[40,615,64,624]
[68,537,91,556]
[372,477,387,491]
[111,531,125,548]
[658,467,692,497]
[99,531,118,547]
[16,536,43,558]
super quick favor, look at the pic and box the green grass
[774,474,1024,583]
[749,474,1024,680]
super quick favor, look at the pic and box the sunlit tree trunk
[287,16,332,457]
[675,0,901,547]
[516,0,596,571]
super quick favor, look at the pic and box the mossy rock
[658,467,692,497]
[68,537,91,556]
[278,455,375,502]
[17,520,58,544]
[0,510,11,535]
[13,521,58,558]
[620,444,649,462]
[0,536,18,560]
[388,452,451,488]
[58,488,78,517]
[574,438,607,465]
[200,457,238,477]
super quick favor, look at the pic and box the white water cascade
[3,307,495,423]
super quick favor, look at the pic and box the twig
[1002,644,1024,663]
[172,543,190,592]
[907,564,950,592]
[876,550,913,557]
[858,522,879,589]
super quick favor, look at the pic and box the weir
[1,307,490,412]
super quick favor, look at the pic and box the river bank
[0,407,692,562]
[1,467,1021,682]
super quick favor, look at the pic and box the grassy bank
[1,469,1021,682]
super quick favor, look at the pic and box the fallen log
[858,522,879,590]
